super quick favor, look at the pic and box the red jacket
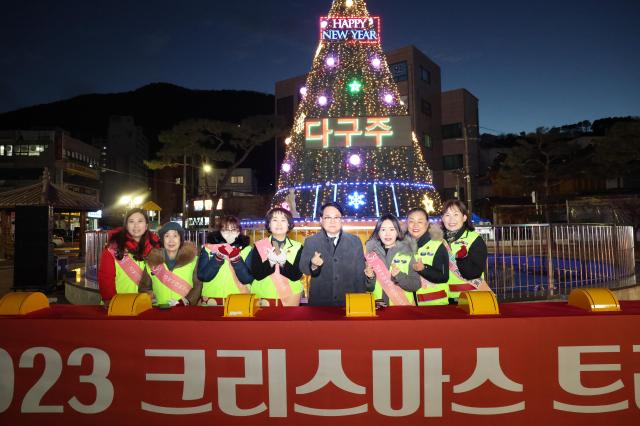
[98,228,159,301]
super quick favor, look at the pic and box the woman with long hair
[364,213,420,306]
[441,200,489,302]
[98,208,160,307]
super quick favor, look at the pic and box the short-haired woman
[248,207,304,306]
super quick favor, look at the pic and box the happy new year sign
[305,116,412,149]
[320,16,381,44]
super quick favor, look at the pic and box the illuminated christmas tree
[273,0,441,219]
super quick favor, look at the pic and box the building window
[6,145,12,156]
[443,154,463,170]
[29,145,43,156]
[230,176,244,184]
[423,133,432,149]
[442,123,463,139]
[15,145,30,156]
[0,145,4,156]
[421,99,432,117]
[390,61,408,82]
[420,66,431,84]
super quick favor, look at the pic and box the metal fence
[480,224,636,301]
[85,223,636,301]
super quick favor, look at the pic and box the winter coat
[365,237,421,305]
[299,230,368,306]
[143,241,202,305]
[98,227,160,302]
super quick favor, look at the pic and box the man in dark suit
[299,202,370,306]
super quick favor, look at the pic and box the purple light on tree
[299,86,307,97]
[281,162,291,173]
[371,57,381,68]
[318,95,328,106]
[383,93,394,104]
[326,56,336,67]
[348,153,362,166]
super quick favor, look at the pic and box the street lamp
[118,193,146,211]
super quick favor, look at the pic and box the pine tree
[273,0,441,219]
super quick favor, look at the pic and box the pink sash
[108,247,143,285]
[254,238,294,305]
[151,264,192,298]
[365,252,413,306]
[441,240,491,292]
[204,244,249,294]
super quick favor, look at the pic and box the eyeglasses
[322,216,342,222]
[221,228,239,232]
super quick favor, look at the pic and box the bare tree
[146,115,287,228]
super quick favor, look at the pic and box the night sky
[1,0,638,134]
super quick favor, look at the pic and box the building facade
[101,116,150,223]
[0,129,101,199]
[441,89,480,204]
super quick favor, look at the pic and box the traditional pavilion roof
[0,169,102,211]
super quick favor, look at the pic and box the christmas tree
[273,0,441,219]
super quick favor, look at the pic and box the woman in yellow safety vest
[364,213,420,306]
[144,222,201,306]
[248,207,304,306]
[98,208,160,307]
[406,207,450,306]
[197,216,253,305]
[441,200,488,303]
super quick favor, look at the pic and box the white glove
[267,248,287,267]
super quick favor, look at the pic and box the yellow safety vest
[148,257,197,305]
[201,245,252,298]
[114,255,146,294]
[373,251,416,306]
[251,239,303,299]
[415,239,450,306]
[447,230,483,299]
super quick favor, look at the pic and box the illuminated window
[230,176,244,184]
[0,145,4,156]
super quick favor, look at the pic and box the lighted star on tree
[348,79,362,94]
[422,194,435,213]
[348,191,366,209]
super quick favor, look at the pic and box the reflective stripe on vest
[417,290,448,303]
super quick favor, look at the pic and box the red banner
[1,302,640,425]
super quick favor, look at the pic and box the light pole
[455,123,478,215]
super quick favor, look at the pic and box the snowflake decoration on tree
[348,191,366,209]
